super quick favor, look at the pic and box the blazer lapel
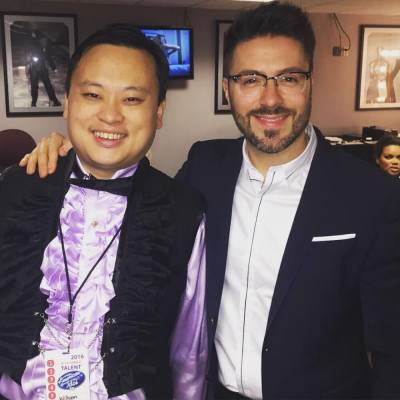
[266,135,335,332]
[206,139,243,320]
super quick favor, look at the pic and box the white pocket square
[312,233,356,242]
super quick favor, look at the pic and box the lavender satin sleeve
[170,217,208,400]
[0,374,27,400]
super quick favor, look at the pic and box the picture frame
[1,12,77,117]
[214,20,232,114]
[356,25,400,110]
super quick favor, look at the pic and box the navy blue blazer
[176,131,400,399]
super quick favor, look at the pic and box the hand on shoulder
[19,132,72,177]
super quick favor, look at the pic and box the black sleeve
[361,183,400,398]
[175,141,202,184]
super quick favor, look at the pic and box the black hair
[374,134,400,159]
[65,24,169,104]
[223,1,316,75]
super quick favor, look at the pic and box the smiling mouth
[254,114,287,121]
[252,113,290,129]
[93,130,126,140]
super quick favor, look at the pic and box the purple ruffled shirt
[0,160,207,400]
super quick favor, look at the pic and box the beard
[231,95,312,154]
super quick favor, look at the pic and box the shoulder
[176,138,243,183]
[319,137,386,181]
[145,164,205,212]
[0,164,37,193]
[187,137,243,160]
[0,152,72,201]
[315,136,400,204]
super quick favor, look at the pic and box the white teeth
[259,115,284,120]
[94,131,124,140]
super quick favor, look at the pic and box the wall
[0,2,399,175]
[310,13,400,138]
[0,1,239,176]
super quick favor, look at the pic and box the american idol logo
[57,371,85,390]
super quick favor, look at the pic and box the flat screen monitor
[140,27,193,79]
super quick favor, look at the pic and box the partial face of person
[223,35,312,155]
[64,44,165,179]
[376,144,400,176]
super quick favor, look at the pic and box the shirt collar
[242,123,317,185]
[74,156,139,179]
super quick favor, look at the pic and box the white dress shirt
[214,125,317,399]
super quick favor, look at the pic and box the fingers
[19,153,31,168]
[18,140,49,176]
[47,133,72,174]
[18,132,69,178]
[59,135,73,156]
[37,138,52,177]
[44,132,65,175]
[26,148,40,175]
[38,132,69,177]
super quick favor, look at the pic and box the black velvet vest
[0,153,204,398]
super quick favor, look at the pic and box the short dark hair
[374,134,400,159]
[65,24,169,104]
[223,1,316,75]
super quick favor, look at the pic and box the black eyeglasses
[227,71,311,96]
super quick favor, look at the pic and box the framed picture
[214,20,232,114]
[356,25,400,110]
[1,13,77,117]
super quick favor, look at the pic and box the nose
[258,79,284,108]
[97,98,124,124]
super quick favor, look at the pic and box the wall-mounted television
[140,27,193,79]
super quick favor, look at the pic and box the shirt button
[264,347,269,352]
[91,221,98,228]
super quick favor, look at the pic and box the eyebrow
[234,67,310,75]
[78,80,149,93]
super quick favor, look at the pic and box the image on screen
[140,27,193,79]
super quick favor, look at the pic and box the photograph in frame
[1,13,77,117]
[356,25,400,110]
[214,20,232,114]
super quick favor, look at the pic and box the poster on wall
[214,20,232,114]
[356,24,400,110]
[1,13,77,117]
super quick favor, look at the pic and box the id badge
[44,348,91,400]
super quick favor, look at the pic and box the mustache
[248,106,294,117]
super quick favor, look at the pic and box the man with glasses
[176,3,400,399]
[21,2,400,399]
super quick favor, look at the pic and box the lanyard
[58,218,122,331]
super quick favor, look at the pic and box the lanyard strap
[58,218,122,325]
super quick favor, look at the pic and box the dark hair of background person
[65,24,169,104]
[223,0,316,76]
[374,134,400,159]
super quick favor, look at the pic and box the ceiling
[37,0,400,16]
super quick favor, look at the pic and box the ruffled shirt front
[0,160,207,400]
